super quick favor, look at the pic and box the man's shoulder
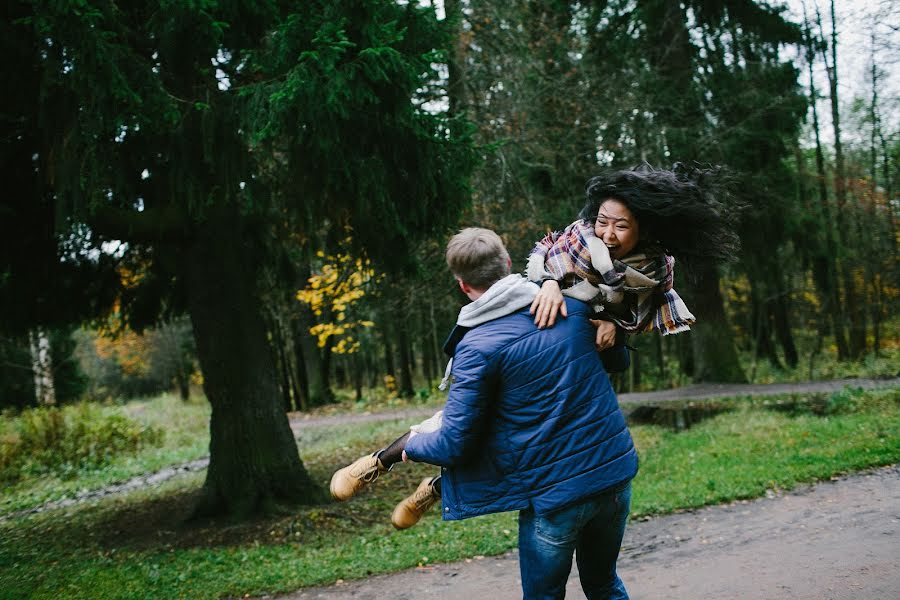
[462,307,534,342]
[461,300,593,353]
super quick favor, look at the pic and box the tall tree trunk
[630,340,641,391]
[275,326,296,412]
[319,336,335,404]
[750,288,781,370]
[184,207,319,518]
[29,328,55,406]
[678,331,694,378]
[654,333,666,382]
[444,0,467,121]
[381,317,396,382]
[819,0,865,358]
[395,318,415,398]
[772,293,799,369]
[682,264,747,383]
[802,10,849,359]
[768,262,799,369]
[429,299,445,382]
[867,30,885,356]
[352,353,363,402]
[176,366,191,402]
[276,302,304,411]
[420,309,435,385]
[294,304,332,407]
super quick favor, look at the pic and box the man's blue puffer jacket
[405,298,638,520]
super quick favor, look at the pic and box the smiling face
[594,199,640,260]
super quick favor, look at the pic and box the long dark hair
[579,163,740,266]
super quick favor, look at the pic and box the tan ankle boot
[329,454,388,501]
[391,477,440,530]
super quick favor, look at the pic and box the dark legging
[376,432,442,494]
[376,432,410,468]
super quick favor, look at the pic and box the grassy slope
[1,387,897,599]
[0,395,211,516]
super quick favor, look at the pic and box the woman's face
[595,199,639,260]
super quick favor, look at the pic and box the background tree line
[1,0,895,518]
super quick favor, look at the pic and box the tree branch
[88,203,192,243]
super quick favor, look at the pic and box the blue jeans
[518,480,632,600]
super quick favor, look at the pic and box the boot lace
[412,483,439,511]
[350,457,382,483]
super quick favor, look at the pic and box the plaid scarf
[527,220,695,335]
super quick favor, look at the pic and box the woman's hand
[589,319,617,350]
[530,280,567,329]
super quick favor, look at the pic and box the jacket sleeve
[404,341,495,467]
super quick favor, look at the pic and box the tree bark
[772,292,799,369]
[802,10,849,360]
[444,0,467,121]
[750,288,781,370]
[420,309,435,384]
[682,264,747,383]
[819,0,865,358]
[395,317,415,398]
[352,353,364,402]
[29,328,56,406]
[274,325,296,412]
[381,319,396,381]
[655,333,666,382]
[183,207,320,518]
[294,303,332,408]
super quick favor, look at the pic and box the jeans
[518,480,632,600]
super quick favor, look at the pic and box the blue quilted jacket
[404,298,638,520]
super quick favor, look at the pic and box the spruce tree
[1,1,475,517]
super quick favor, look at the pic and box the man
[404,227,638,599]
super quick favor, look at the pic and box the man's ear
[458,279,472,295]
[507,257,512,269]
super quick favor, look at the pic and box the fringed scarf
[527,220,695,335]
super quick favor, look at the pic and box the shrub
[0,403,164,483]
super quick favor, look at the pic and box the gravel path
[279,465,900,600]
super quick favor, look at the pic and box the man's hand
[589,319,617,351]
[530,280,567,329]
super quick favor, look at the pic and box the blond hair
[445,227,510,289]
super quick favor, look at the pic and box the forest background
[1,0,897,522]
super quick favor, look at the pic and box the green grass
[631,388,899,514]
[743,343,899,384]
[0,394,210,516]
[0,387,897,599]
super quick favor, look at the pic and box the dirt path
[280,465,900,600]
[287,377,900,433]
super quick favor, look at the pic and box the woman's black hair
[579,163,740,266]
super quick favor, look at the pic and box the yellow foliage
[383,374,397,394]
[94,323,152,377]
[297,239,379,354]
[116,265,144,290]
